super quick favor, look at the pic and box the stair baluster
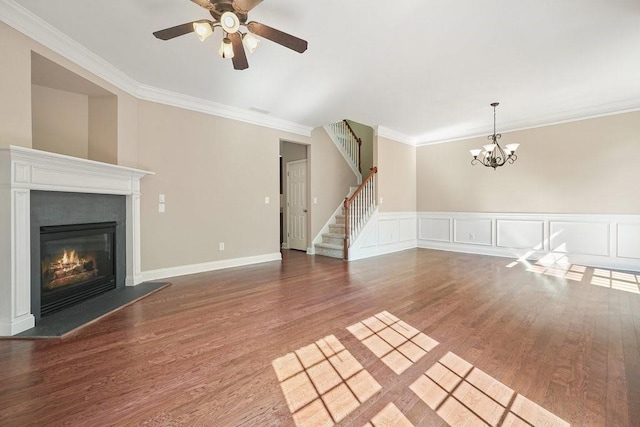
[343,167,378,260]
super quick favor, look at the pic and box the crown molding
[374,126,417,146]
[137,85,313,136]
[416,97,640,146]
[0,0,313,137]
[0,0,140,96]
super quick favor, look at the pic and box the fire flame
[58,250,81,270]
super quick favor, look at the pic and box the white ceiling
[5,0,640,143]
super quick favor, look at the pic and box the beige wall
[417,111,640,214]
[376,136,416,212]
[0,22,33,148]
[31,84,89,158]
[347,120,374,173]
[116,95,139,167]
[309,127,359,240]
[0,22,137,164]
[137,101,281,269]
[88,96,118,164]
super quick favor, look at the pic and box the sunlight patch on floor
[507,256,640,295]
[364,402,414,427]
[410,351,570,427]
[591,269,640,294]
[272,335,382,426]
[347,311,439,375]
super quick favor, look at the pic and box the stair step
[322,233,343,246]
[315,242,343,259]
[329,224,344,233]
[335,214,345,225]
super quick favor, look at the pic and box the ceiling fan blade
[228,33,249,70]
[153,22,198,40]
[233,0,263,13]
[246,22,308,53]
[190,0,216,11]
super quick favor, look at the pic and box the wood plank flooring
[0,249,639,426]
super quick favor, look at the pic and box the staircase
[314,187,357,259]
[315,120,378,260]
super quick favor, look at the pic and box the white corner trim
[141,252,282,283]
[374,126,418,146]
[0,0,313,138]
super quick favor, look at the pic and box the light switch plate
[158,203,165,213]
[265,196,270,204]
[159,194,165,203]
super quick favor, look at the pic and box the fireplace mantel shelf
[2,145,154,194]
[0,146,154,336]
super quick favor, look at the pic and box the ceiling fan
[153,0,308,70]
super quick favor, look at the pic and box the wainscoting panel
[497,220,544,249]
[399,218,416,242]
[349,212,417,261]
[379,219,400,245]
[454,219,492,246]
[549,221,610,256]
[418,212,640,272]
[418,218,451,242]
[618,223,640,259]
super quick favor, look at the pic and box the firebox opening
[40,222,117,317]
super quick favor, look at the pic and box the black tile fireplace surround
[30,191,126,321]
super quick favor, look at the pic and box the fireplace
[1,146,152,336]
[40,222,117,316]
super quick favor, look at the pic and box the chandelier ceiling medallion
[469,102,520,170]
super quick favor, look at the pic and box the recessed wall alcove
[31,52,118,163]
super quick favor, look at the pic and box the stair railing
[343,167,378,260]
[328,120,362,173]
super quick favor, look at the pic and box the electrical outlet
[265,196,270,204]
[314,197,318,205]
[379,197,383,204]
[158,203,165,213]
[219,242,225,251]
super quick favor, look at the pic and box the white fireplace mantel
[0,146,153,336]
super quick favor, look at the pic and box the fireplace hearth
[40,222,117,316]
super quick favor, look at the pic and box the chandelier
[469,102,520,169]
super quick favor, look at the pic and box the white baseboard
[350,239,417,261]
[141,252,282,282]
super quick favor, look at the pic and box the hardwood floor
[1,249,638,426]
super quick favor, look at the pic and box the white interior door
[287,160,307,251]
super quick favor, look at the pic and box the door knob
[303,209,307,212]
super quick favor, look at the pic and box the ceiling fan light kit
[219,37,235,58]
[193,21,214,41]
[470,102,520,170]
[242,32,260,53]
[152,0,308,70]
